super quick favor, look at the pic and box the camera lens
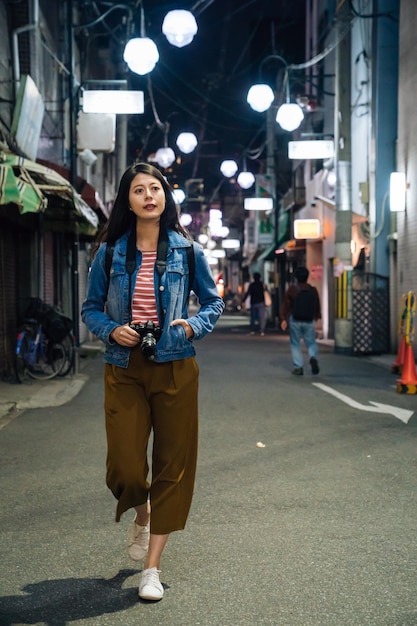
[140,333,157,358]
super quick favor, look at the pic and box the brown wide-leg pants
[104,347,199,534]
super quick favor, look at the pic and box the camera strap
[105,228,195,326]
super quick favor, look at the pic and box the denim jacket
[81,229,224,367]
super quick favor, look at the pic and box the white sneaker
[139,567,164,601]
[127,517,150,561]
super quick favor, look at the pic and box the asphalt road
[1,315,417,626]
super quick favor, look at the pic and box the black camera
[130,321,162,359]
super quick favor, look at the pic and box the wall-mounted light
[82,90,144,114]
[211,249,226,258]
[390,172,407,212]
[294,219,321,239]
[288,140,334,160]
[244,197,273,211]
[326,169,337,188]
[222,238,241,249]
[162,10,198,48]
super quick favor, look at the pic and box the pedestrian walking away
[81,162,224,601]
[241,272,270,335]
[280,266,321,375]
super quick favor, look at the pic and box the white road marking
[312,382,414,425]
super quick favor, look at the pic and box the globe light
[220,159,238,178]
[162,10,198,48]
[176,132,198,154]
[237,171,255,189]
[247,84,275,112]
[180,213,193,226]
[123,37,159,75]
[327,169,337,187]
[276,102,304,132]
[155,147,176,168]
[172,188,185,204]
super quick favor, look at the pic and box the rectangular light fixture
[294,219,321,239]
[389,172,406,212]
[82,90,144,114]
[288,140,334,160]
[244,197,273,211]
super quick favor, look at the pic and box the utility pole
[67,0,80,372]
[334,1,353,354]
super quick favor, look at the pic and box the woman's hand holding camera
[111,324,141,347]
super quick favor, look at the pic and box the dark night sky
[82,0,307,196]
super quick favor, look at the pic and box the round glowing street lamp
[154,146,176,168]
[220,159,238,178]
[246,84,275,112]
[123,37,159,75]
[176,132,198,154]
[162,10,198,48]
[247,55,304,132]
[275,102,304,132]
[237,171,255,189]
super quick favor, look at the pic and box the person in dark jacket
[280,266,321,375]
[241,272,268,335]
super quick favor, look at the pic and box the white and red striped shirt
[132,251,159,324]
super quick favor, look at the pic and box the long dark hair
[91,162,191,257]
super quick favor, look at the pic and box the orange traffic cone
[391,335,406,374]
[396,343,417,394]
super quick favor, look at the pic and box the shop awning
[0,162,47,213]
[37,159,110,219]
[0,152,99,233]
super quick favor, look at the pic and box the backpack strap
[105,243,115,280]
[186,243,195,295]
[104,236,196,323]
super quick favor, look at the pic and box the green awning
[0,151,98,232]
[0,164,20,206]
[0,163,46,213]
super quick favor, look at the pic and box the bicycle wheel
[14,332,30,383]
[57,333,75,377]
[26,339,66,381]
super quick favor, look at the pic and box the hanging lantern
[176,132,198,154]
[220,160,238,178]
[173,188,185,204]
[276,103,304,132]
[237,171,255,189]
[123,37,159,75]
[247,84,275,112]
[155,147,176,168]
[162,10,198,48]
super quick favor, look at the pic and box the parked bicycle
[14,298,74,383]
